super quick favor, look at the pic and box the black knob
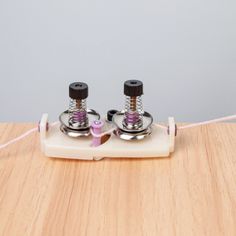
[69,82,88,100]
[107,109,118,122]
[124,80,143,97]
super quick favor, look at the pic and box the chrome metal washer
[112,111,153,133]
[60,125,91,138]
[112,111,153,140]
[114,127,152,141]
[59,109,100,138]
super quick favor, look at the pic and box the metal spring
[68,98,88,128]
[123,96,143,129]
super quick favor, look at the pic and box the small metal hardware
[59,82,100,137]
[112,80,153,140]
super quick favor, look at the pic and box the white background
[0,0,235,122]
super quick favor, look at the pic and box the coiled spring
[68,98,88,128]
[123,96,143,129]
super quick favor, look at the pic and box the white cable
[156,124,168,130]
[0,121,59,150]
[0,127,38,150]
[0,114,235,150]
[178,114,236,130]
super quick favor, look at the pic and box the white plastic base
[40,114,175,160]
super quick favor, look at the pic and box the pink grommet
[91,120,104,147]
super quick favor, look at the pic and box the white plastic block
[40,114,175,160]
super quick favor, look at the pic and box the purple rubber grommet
[91,120,104,147]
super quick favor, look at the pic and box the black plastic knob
[124,80,143,97]
[107,109,118,122]
[69,82,88,100]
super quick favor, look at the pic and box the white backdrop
[0,0,235,122]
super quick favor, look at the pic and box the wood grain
[0,123,235,236]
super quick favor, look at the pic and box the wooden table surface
[0,123,235,236]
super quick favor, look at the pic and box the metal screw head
[69,82,88,100]
[124,80,143,97]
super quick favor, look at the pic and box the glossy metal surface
[59,109,100,137]
[112,111,153,140]
[113,127,152,141]
[112,111,153,133]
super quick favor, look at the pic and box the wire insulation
[178,114,236,130]
[0,121,59,150]
[0,127,38,150]
[0,115,235,150]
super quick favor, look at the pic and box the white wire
[156,124,168,130]
[0,127,38,149]
[0,114,235,150]
[178,114,236,130]
[0,121,59,150]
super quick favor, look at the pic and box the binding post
[112,80,153,140]
[59,82,100,138]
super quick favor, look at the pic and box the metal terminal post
[59,82,100,138]
[112,80,153,140]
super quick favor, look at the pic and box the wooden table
[0,123,235,236]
